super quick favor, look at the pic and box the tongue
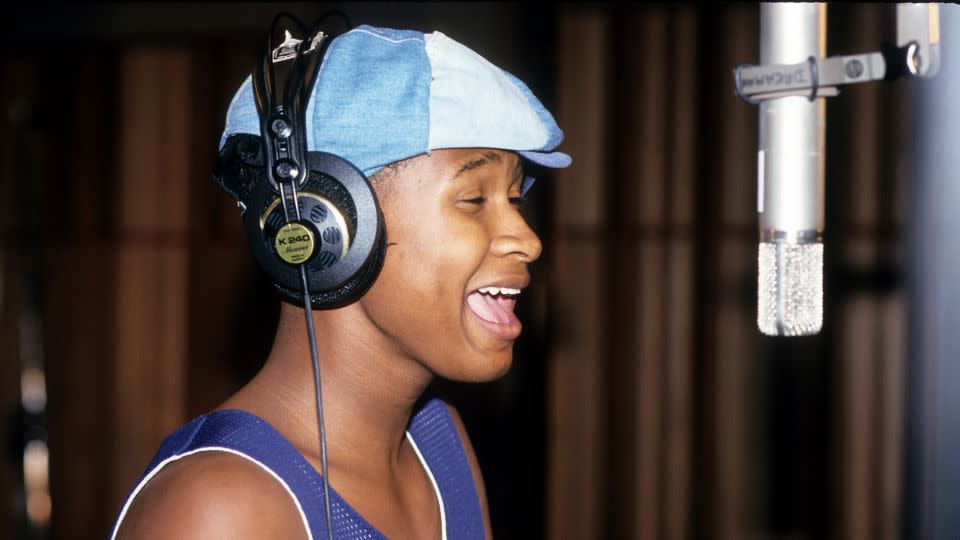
[467,292,516,325]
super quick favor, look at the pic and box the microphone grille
[758,241,823,336]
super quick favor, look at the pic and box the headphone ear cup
[239,146,386,309]
[273,213,386,308]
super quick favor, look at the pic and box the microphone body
[757,3,826,336]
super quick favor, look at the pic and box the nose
[490,209,542,263]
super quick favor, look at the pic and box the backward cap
[220,24,571,181]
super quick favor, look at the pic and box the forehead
[405,148,522,182]
[371,148,525,204]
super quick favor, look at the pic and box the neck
[222,301,434,476]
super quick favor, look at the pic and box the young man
[111,23,570,539]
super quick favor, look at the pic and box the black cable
[301,264,335,540]
[279,174,334,540]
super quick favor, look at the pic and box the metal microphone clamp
[734,3,942,105]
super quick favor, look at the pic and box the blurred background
[2,2,959,539]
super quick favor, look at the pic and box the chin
[438,349,515,383]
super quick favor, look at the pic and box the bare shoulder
[115,450,308,540]
[444,402,493,539]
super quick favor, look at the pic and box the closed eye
[458,196,526,209]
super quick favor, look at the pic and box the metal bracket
[272,30,327,63]
[898,3,940,78]
[734,3,941,104]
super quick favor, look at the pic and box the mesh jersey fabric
[110,397,484,539]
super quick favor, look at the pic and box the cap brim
[519,150,572,169]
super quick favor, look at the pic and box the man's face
[359,148,542,382]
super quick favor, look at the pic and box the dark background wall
[1,3,958,540]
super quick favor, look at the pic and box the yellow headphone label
[274,223,316,265]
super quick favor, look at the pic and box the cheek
[362,208,487,335]
[388,216,485,311]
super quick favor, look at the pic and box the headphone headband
[252,14,326,193]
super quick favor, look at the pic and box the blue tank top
[110,397,485,539]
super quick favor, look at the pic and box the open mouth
[466,286,521,326]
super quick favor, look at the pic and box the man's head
[219,23,569,380]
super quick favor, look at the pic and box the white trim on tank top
[109,431,447,539]
[405,431,448,540]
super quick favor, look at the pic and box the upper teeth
[478,286,520,295]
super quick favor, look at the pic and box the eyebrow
[449,151,503,182]
[449,151,523,183]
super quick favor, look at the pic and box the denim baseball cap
[220,25,571,192]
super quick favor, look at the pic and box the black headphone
[213,13,387,309]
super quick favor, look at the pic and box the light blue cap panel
[307,26,431,175]
[220,24,571,182]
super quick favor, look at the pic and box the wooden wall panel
[183,42,268,418]
[719,8,759,230]
[553,10,608,231]
[46,244,115,538]
[669,8,698,230]
[634,241,664,539]
[837,290,878,540]
[830,5,908,540]
[110,48,191,511]
[631,10,667,228]
[662,9,697,540]
[553,5,705,539]
[548,8,609,539]
[713,238,757,540]
[712,7,760,539]
[0,51,125,538]
[627,8,668,540]
[877,293,906,540]
[663,242,694,540]
[547,242,606,540]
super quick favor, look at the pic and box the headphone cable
[300,265,336,540]
[278,178,336,540]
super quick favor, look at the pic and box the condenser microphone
[756,3,826,336]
